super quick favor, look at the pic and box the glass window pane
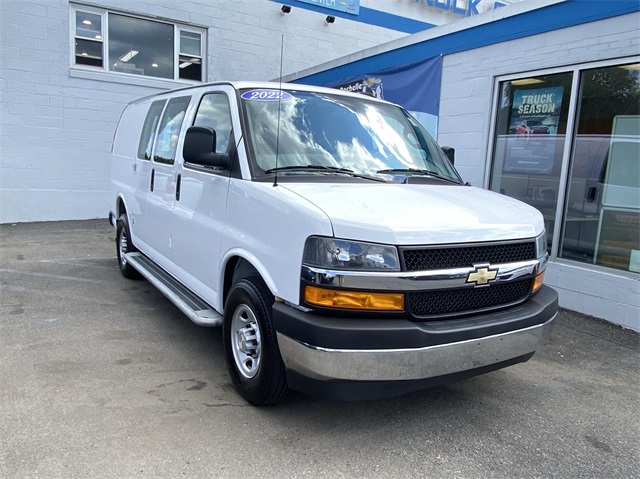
[75,38,102,67]
[193,94,232,153]
[489,72,574,250]
[178,55,202,81]
[108,14,173,79]
[138,100,167,160]
[76,12,102,40]
[560,63,640,272]
[180,31,201,56]
[154,96,191,164]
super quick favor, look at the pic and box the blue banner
[297,0,360,16]
[324,55,443,137]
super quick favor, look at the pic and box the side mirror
[183,126,230,168]
[441,146,455,166]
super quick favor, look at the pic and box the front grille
[402,242,536,271]
[408,279,533,319]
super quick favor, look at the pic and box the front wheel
[223,278,288,405]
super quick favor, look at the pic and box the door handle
[150,169,155,192]
[176,174,181,201]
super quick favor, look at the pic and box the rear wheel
[116,214,140,279]
[223,278,288,405]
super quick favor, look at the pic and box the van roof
[127,80,390,106]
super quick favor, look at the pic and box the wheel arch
[115,194,128,219]
[221,251,277,310]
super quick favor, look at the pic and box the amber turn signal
[304,285,405,311]
[532,271,545,293]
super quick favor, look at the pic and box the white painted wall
[1,0,425,224]
[437,13,640,330]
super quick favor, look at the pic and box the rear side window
[153,96,191,165]
[193,93,233,153]
[137,100,166,160]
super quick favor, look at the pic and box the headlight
[303,236,400,272]
[535,230,548,258]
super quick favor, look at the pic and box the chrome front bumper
[277,313,556,382]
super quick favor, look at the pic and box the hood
[281,183,544,245]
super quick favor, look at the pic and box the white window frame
[176,27,204,82]
[70,4,206,83]
[71,5,105,69]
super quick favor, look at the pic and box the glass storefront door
[560,63,640,272]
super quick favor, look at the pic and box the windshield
[240,89,462,183]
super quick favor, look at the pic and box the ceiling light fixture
[619,63,640,71]
[511,78,544,86]
[179,62,192,68]
[151,63,159,68]
[119,50,139,62]
[83,19,92,25]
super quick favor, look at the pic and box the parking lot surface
[1,219,638,478]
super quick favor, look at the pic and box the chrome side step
[125,252,223,327]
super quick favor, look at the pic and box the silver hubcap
[119,228,128,267]
[230,304,262,379]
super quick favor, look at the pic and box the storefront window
[489,72,573,249]
[560,63,640,272]
[71,6,205,82]
[109,14,174,79]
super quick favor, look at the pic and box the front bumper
[273,285,558,399]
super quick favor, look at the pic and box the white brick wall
[1,0,419,224]
[438,13,640,330]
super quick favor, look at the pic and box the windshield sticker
[241,89,292,101]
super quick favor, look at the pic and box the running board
[125,252,223,327]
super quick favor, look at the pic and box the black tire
[223,277,288,406]
[116,214,140,279]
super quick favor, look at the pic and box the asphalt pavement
[1,219,638,478]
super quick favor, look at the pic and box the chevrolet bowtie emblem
[467,266,498,286]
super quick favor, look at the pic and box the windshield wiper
[265,165,385,182]
[376,168,460,184]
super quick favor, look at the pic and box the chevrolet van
[110,82,558,405]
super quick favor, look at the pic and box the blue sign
[325,55,443,137]
[503,86,565,174]
[297,0,360,16]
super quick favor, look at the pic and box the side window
[153,96,191,164]
[193,93,233,153]
[137,100,166,160]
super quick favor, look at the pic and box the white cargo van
[110,82,557,405]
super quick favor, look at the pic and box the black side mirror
[441,146,455,166]
[183,126,230,168]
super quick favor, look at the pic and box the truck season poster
[503,86,564,174]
